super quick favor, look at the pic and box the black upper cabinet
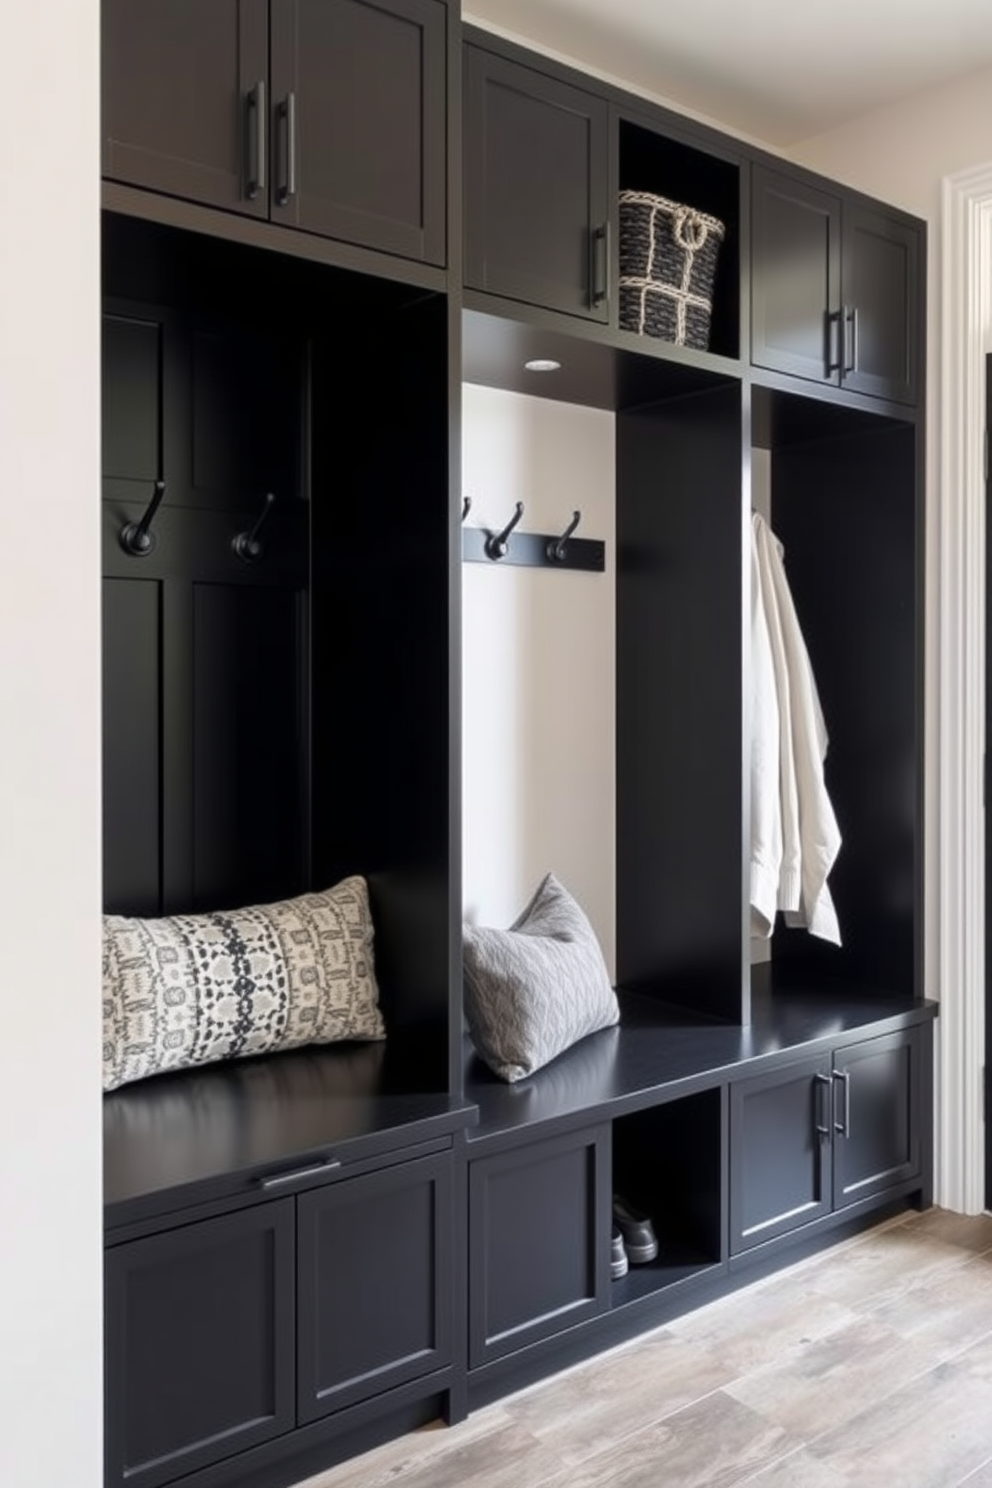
[464,46,610,321]
[102,0,447,267]
[102,0,270,220]
[752,163,920,404]
[270,0,446,263]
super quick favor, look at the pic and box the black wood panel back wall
[763,413,919,996]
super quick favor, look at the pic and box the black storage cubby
[611,1090,724,1303]
[752,386,921,1001]
[617,119,740,361]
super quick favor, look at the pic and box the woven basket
[618,191,725,350]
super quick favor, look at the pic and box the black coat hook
[486,501,524,560]
[547,510,581,563]
[462,496,472,522]
[233,491,276,563]
[120,479,166,557]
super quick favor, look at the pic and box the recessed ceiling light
[524,358,562,372]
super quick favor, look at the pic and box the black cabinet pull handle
[825,309,842,375]
[832,1069,852,1138]
[120,479,166,557]
[277,91,297,205]
[259,1158,341,1190]
[844,306,859,374]
[246,80,266,199]
[591,223,609,308]
[813,1071,832,1137]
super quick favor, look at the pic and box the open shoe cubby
[611,1089,725,1305]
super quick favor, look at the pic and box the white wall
[462,385,616,974]
[0,5,103,1487]
[791,63,992,222]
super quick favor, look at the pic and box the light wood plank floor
[299,1208,992,1488]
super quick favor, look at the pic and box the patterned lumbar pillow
[103,876,385,1092]
[463,873,619,1083]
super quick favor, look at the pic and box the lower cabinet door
[469,1126,610,1368]
[105,1200,296,1488]
[832,1028,921,1208]
[730,1057,833,1254]
[296,1151,453,1422]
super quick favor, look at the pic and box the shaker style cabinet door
[468,1127,611,1368]
[104,1202,296,1488]
[463,47,610,321]
[269,0,447,263]
[751,165,841,387]
[296,1152,454,1422]
[831,1029,921,1209]
[839,204,920,406]
[102,0,270,217]
[729,1056,834,1255]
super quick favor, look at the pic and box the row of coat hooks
[462,497,605,573]
[119,481,276,564]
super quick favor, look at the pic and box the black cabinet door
[832,1029,921,1209]
[729,1057,833,1255]
[840,204,920,405]
[270,0,446,263]
[752,165,920,405]
[296,1152,453,1422]
[105,1202,296,1488]
[102,0,269,217]
[468,1127,610,1368]
[464,47,610,321]
[751,165,841,387]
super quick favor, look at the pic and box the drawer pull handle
[259,1158,341,1190]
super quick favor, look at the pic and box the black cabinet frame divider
[99,9,933,1488]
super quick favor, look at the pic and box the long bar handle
[259,1158,340,1190]
[825,309,842,375]
[832,1069,852,1139]
[843,305,859,374]
[246,80,266,199]
[813,1072,832,1137]
[591,223,609,308]
[277,91,297,205]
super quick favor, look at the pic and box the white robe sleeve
[757,516,842,946]
[750,517,781,938]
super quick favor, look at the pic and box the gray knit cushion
[103,876,385,1092]
[463,873,619,1083]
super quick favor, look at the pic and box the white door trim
[938,161,992,1213]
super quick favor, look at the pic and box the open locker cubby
[101,210,459,1104]
[750,384,921,1006]
[617,118,741,363]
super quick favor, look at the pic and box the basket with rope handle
[618,191,725,349]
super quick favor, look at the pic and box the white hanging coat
[750,512,842,946]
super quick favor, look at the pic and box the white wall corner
[937,162,992,1213]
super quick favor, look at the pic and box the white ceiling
[465,0,992,145]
